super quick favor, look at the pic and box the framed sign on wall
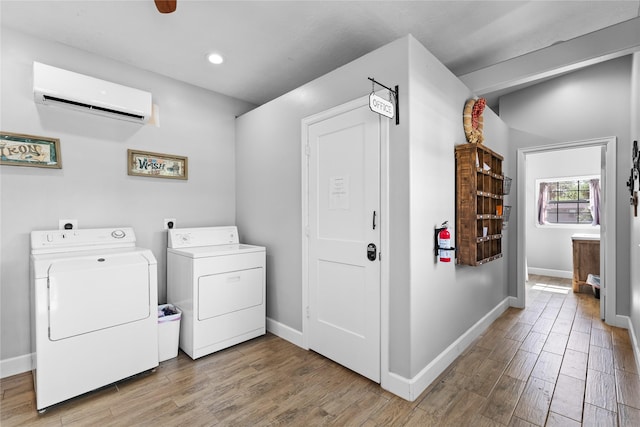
[127,149,188,180]
[0,132,62,169]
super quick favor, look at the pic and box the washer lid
[31,247,156,279]
[168,243,265,258]
[47,252,151,341]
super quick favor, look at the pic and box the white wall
[236,36,411,336]
[236,35,511,388]
[406,38,510,377]
[0,29,254,365]
[505,129,558,297]
[525,147,601,276]
[631,53,640,357]
[500,55,632,316]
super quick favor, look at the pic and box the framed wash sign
[127,149,188,180]
[0,132,62,168]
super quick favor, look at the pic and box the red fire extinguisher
[438,222,453,263]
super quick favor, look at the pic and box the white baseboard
[527,268,572,279]
[266,317,305,349]
[612,314,631,329]
[621,316,640,375]
[509,296,524,309]
[381,297,511,401]
[382,371,418,401]
[0,353,33,379]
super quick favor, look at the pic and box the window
[537,177,600,226]
[545,180,591,224]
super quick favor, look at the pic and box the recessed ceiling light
[207,53,224,65]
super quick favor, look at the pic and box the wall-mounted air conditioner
[33,62,152,124]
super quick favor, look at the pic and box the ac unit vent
[33,62,152,124]
[41,95,146,121]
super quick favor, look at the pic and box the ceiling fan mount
[154,0,177,14]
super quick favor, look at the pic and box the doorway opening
[516,137,617,324]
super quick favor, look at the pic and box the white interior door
[306,103,381,382]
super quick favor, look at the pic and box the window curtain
[537,182,549,225]
[589,179,601,225]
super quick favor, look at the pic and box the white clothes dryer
[30,228,158,411]
[167,226,266,359]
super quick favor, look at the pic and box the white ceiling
[2,0,639,106]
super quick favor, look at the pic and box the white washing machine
[167,226,266,359]
[30,228,158,411]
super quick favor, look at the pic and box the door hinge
[379,252,381,261]
[305,145,310,156]
[304,225,309,237]
[306,306,310,319]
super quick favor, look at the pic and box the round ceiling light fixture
[207,53,224,65]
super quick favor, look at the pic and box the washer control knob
[111,229,126,239]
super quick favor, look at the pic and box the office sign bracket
[368,77,399,125]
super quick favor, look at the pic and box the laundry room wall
[525,147,601,277]
[0,28,254,373]
[500,55,633,317]
[235,35,410,339]
[236,34,511,397]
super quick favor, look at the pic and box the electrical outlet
[164,218,176,230]
[58,219,78,230]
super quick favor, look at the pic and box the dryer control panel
[168,226,239,248]
[31,228,136,254]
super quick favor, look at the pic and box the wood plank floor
[1,275,639,426]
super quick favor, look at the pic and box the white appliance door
[198,267,264,320]
[48,253,150,340]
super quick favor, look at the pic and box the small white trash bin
[158,304,181,362]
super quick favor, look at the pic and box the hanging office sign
[369,93,394,119]
[367,77,399,124]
